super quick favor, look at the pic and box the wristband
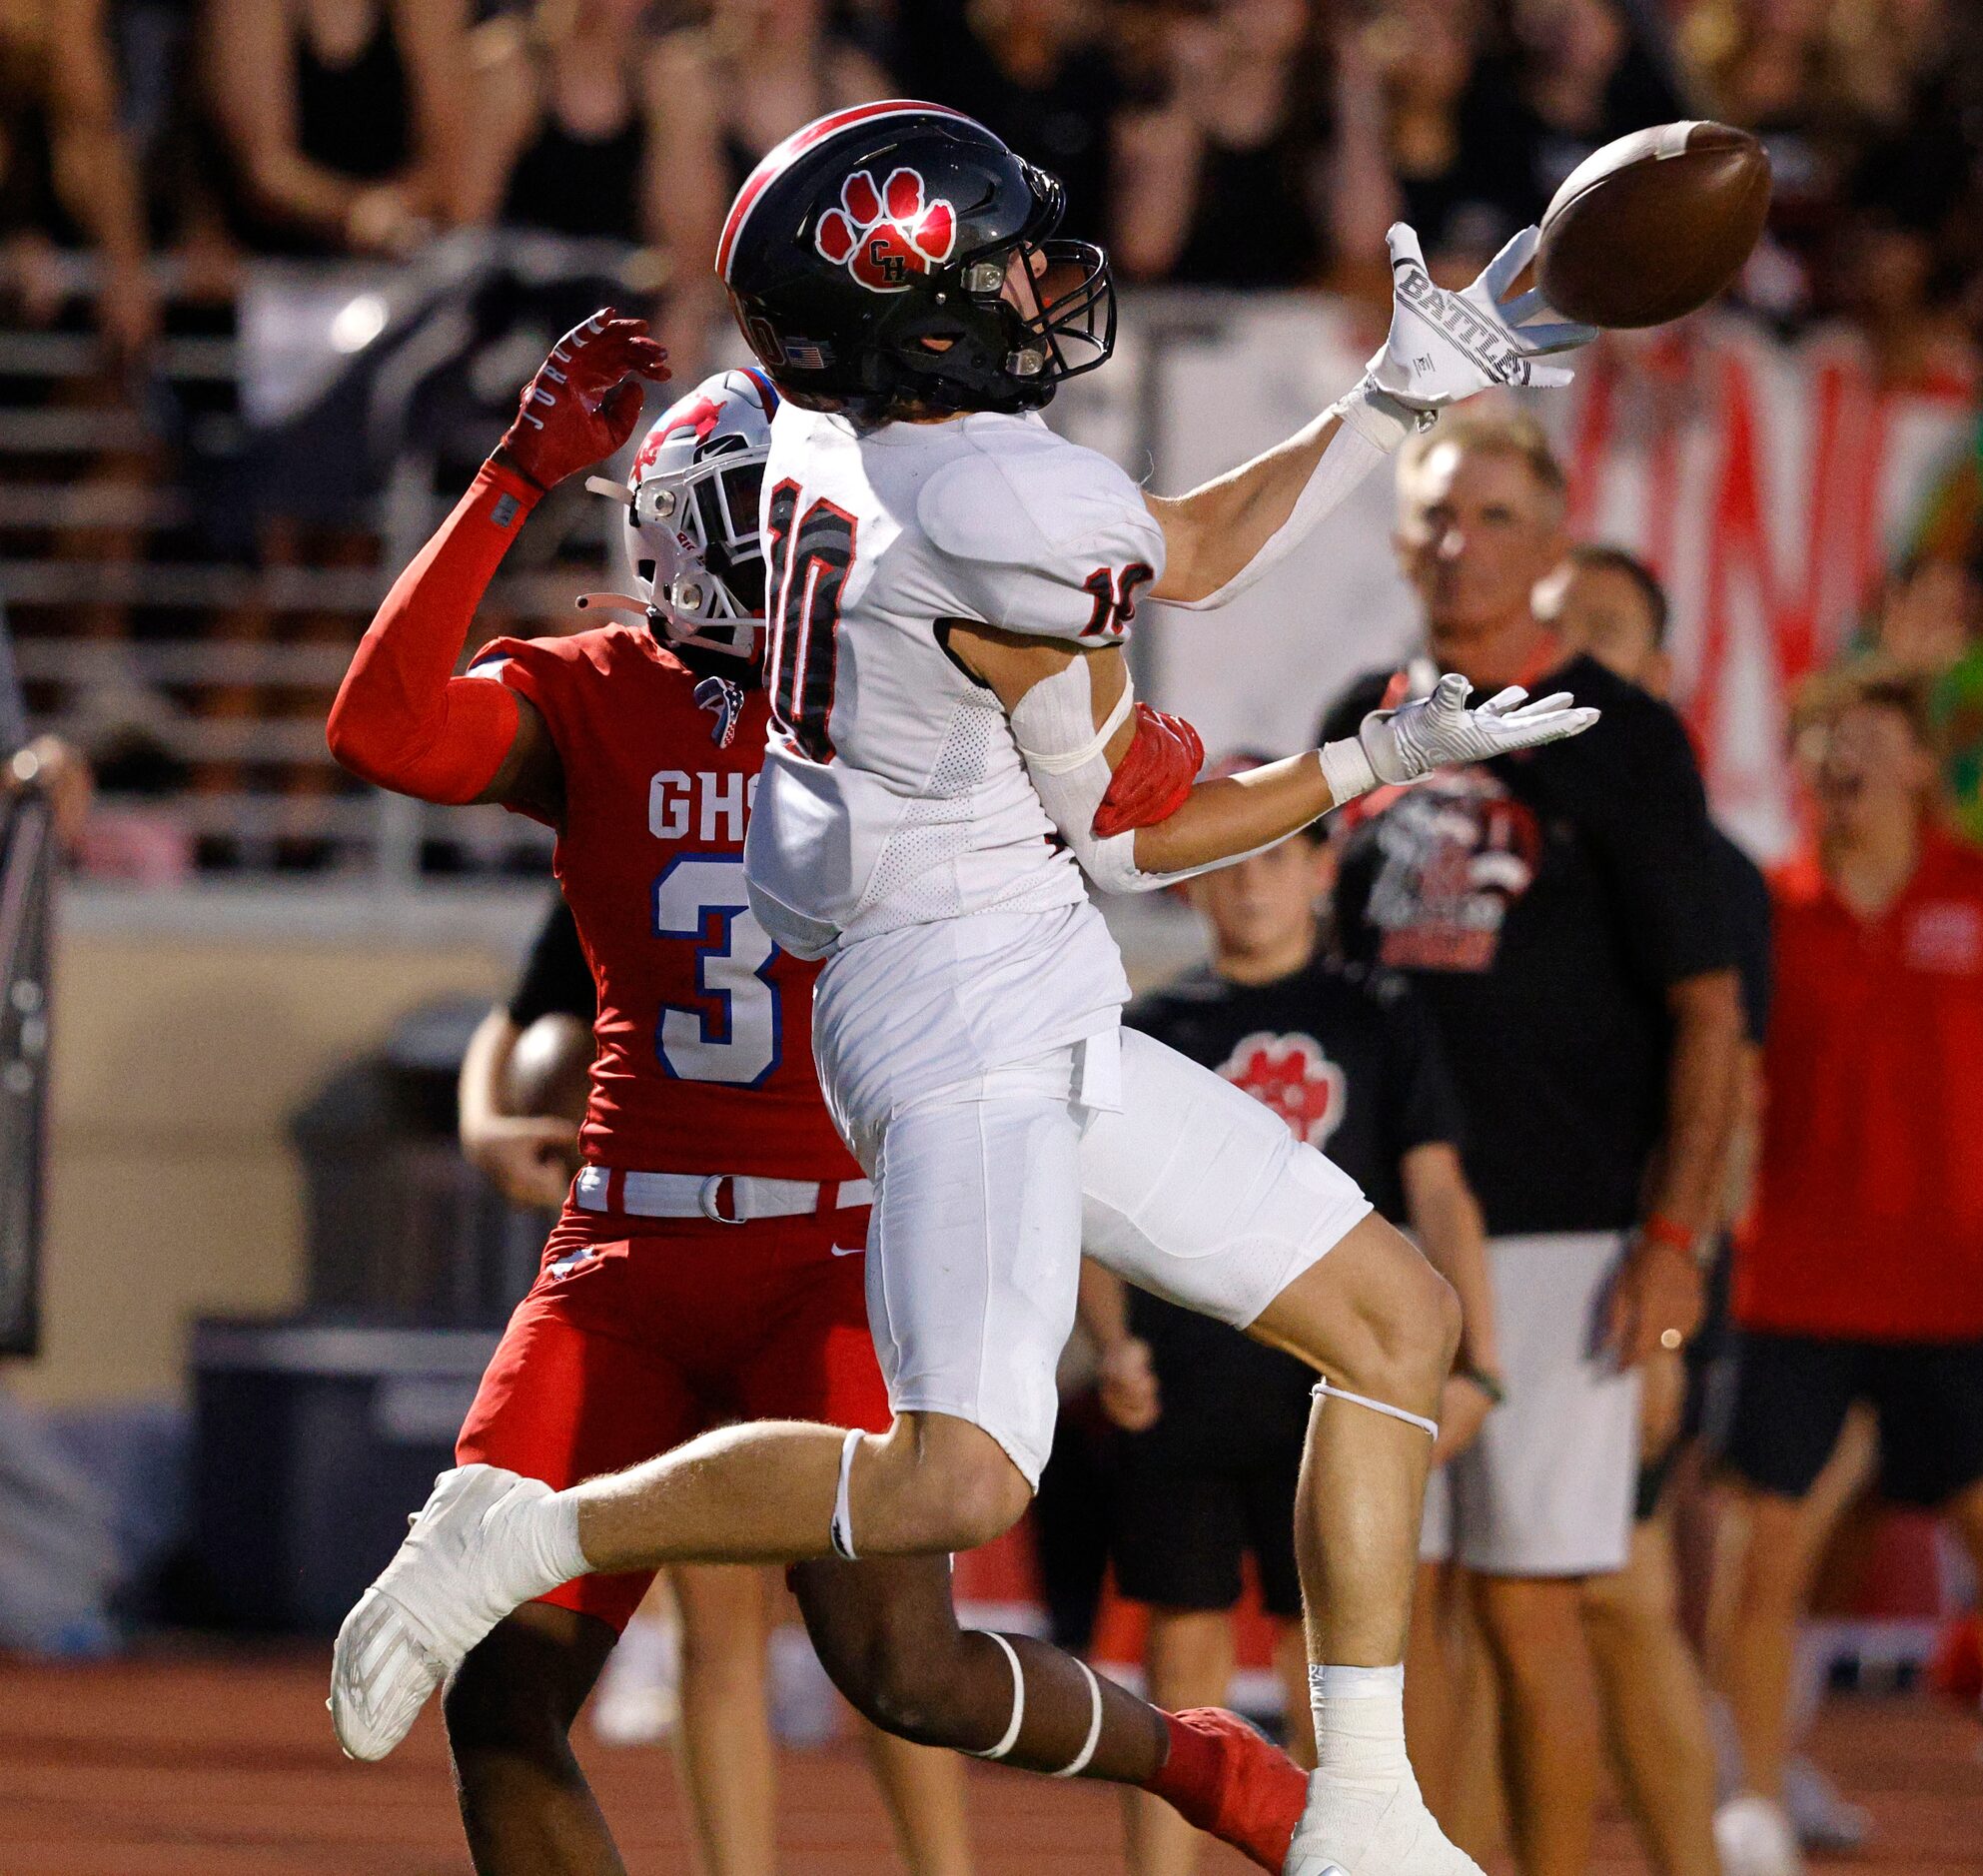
[1639,1213,1696,1258]
[1318,736,1378,807]
[1337,380,1421,452]
[486,446,550,501]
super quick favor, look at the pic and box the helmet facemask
[876,167,1117,415]
[628,435,766,672]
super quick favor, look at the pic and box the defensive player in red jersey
[325,311,1310,1875]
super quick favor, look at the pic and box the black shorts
[1721,1329,1983,1508]
[1110,1418,1305,1618]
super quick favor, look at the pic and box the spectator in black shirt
[1080,779,1500,1876]
[1541,542,1775,1876]
[1321,415,1744,1876]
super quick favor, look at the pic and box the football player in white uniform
[334,103,1599,1876]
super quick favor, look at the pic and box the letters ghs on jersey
[468,622,860,1184]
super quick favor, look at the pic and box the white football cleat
[1713,1793,1805,1876]
[1284,1766,1483,1876]
[329,1463,566,1761]
[589,1613,681,1747]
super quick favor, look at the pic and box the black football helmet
[717,101,1115,416]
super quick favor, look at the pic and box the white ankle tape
[1312,1380,1439,1440]
[828,1427,862,1560]
[1052,1656,1105,1777]
[968,1630,1026,1761]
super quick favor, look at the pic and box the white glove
[1363,223,1598,414]
[1320,672,1600,803]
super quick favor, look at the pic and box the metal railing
[0,238,665,883]
[0,246,1272,886]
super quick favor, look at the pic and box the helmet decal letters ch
[814,168,957,293]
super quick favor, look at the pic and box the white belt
[572,1165,874,1226]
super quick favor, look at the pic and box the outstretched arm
[1147,224,1595,609]
[947,628,1598,890]
[327,312,668,812]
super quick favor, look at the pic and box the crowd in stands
[0,0,1976,872]
[0,0,1968,360]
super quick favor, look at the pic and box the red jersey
[1737,830,1983,1342]
[474,624,859,1182]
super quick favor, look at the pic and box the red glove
[493,309,670,492]
[1094,702,1205,838]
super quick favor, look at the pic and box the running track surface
[1,1647,1977,1875]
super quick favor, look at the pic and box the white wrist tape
[1172,383,1418,612]
[1318,736,1379,807]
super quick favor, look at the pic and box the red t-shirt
[473,625,860,1183]
[1737,830,1983,1342]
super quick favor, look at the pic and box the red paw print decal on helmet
[814,168,957,294]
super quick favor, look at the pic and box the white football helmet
[583,366,778,666]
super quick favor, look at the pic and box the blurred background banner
[1102,301,1974,858]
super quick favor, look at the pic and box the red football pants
[457,1202,886,1630]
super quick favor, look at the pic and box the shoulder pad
[917,430,1158,570]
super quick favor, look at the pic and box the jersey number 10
[764,480,855,764]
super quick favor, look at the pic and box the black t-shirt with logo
[1121,954,1466,1443]
[1322,652,1737,1239]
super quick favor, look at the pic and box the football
[1535,120,1772,330]
[501,1011,592,1125]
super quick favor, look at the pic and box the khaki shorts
[1421,1231,1641,1577]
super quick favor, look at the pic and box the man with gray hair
[1321,415,1743,1876]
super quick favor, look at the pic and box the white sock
[484,1483,591,1603]
[1309,1662,1410,1780]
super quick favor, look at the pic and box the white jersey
[742,403,1166,960]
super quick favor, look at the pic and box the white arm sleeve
[1168,383,1422,613]
[1008,658,1299,895]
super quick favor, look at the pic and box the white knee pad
[1313,1379,1439,1440]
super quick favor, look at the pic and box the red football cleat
[1929,1613,1983,1707]
[1149,1706,1308,1871]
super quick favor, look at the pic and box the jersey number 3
[765,479,855,763]
[652,854,780,1086]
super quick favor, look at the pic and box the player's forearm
[1145,386,1415,609]
[1146,408,1342,603]
[1076,1261,1133,1350]
[1642,969,1744,1241]
[326,460,536,801]
[458,1006,520,1147]
[1129,753,1338,875]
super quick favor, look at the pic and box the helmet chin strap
[575,592,765,688]
[672,637,763,688]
